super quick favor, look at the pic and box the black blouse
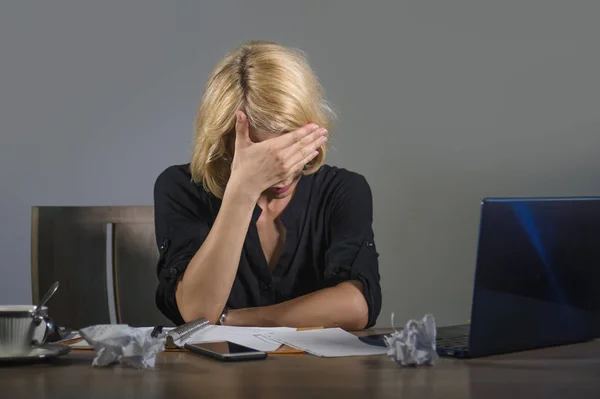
[154,164,382,327]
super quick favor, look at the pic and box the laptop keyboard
[436,335,469,350]
[436,324,471,350]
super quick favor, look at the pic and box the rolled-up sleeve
[322,172,382,328]
[153,167,210,325]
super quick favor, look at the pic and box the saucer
[0,343,71,364]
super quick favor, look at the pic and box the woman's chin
[264,179,298,199]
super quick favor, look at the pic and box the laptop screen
[469,198,600,356]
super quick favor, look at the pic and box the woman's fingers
[246,122,326,185]
[234,111,252,149]
[272,123,321,150]
[288,148,320,176]
[283,127,327,157]
[284,129,327,168]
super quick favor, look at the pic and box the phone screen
[185,341,268,361]
[191,341,261,355]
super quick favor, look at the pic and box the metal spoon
[36,281,59,312]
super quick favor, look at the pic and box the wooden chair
[31,206,173,329]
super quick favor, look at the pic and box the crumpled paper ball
[383,313,439,367]
[79,325,165,369]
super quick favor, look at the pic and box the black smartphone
[358,333,389,347]
[184,341,268,362]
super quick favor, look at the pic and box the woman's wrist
[225,306,277,327]
[224,174,261,207]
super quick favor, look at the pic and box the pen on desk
[151,325,164,338]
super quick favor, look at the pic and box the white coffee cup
[0,305,51,356]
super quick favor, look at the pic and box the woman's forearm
[175,176,257,323]
[225,281,369,331]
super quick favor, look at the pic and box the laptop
[436,197,600,358]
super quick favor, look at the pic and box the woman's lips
[270,184,292,194]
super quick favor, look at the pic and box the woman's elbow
[175,281,222,324]
[337,281,370,330]
[177,301,221,325]
[348,295,369,330]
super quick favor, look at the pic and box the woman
[154,40,381,330]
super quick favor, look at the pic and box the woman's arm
[225,280,369,330]
[175,177,256,323]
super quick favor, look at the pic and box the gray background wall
[1,1,599,327]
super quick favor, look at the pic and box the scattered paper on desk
[384,313,438,367]
[253,334,285,348]
[79,325,165,369]
[70,339,93,349]
[57,331,81,342]
[261,328,388,357]
[182,325,295,352]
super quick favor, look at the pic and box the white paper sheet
[70,339,93,348]
[183,325,295,352]
[69,325,293,352]
[58,331,81,342]
[261,328,388,357]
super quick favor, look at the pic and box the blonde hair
[190,40,335,198]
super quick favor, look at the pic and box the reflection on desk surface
[1,331,599,399]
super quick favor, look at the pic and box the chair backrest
[31,206,173,329]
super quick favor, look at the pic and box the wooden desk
[1,333,600,399]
